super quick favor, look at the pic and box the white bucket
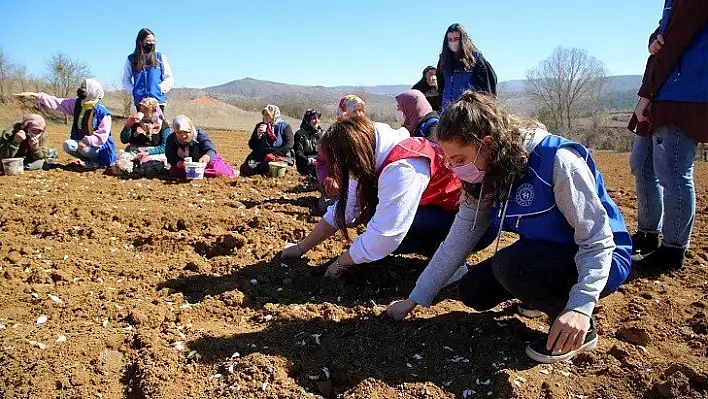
[1,158,24,176]
[185,161,207,179]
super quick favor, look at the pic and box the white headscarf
[83,78,105,101]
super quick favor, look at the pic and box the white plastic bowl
[185,161,207,179]
[2,158,24,176]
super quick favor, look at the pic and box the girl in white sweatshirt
[281,117,462,278]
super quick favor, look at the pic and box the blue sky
[1,0,660,89]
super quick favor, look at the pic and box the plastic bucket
[268,161,288,178]
[2,158,24,176]
[185,161,206,179]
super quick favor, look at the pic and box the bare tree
[121,90,133,118]
[12,65,30,92]
[525,47,608,131]
[45,52,91,123]
[0,49,13,103]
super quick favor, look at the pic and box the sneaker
[634,245,686,271]
[525,319,598,363]
[631,231,660,256]
[445,263,469,286]
[517,305,545,319]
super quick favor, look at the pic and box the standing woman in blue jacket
[123,28,174,112]
[437,23,497,110]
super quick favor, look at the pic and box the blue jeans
[630,125,697,248]
[63,139,100,161]
[394,206,456,258]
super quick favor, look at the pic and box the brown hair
[319,116,378,239]
[439,23,478,73]
[437,91,532,203]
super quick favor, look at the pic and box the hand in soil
[324,259,348,279]
[386,298,417,321]
[281,242,304,259]
[548,310,590,353]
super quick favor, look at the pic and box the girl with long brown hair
[437,23,497,110]
[281,117,462,278]
[122,28,174,111]
[387,91,632,364]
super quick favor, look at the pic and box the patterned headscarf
[300,109,322,132]
[338,95,366,115]
[262,104,282,124]
[21,114,46,132]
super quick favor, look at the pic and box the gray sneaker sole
[525,335,598,364]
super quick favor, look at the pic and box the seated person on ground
[15,79,118,168]
[165,115,235,179]
[294,108,323,177]
[240,105,294,177]
[395,89,440,141]
[0,114,53,171]
[110,97,170,177]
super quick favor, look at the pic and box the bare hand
[13,92,38,99]
[199,155,210,164]
[323,177,340,198]
[127,114,142,128]
[257,124,267,134]
[649,34,664,55]
[28,137,39,149]
[78,141,86,152]
[13,130,26,144]
[634,97,651,123]
[547,310,591,354]
[177,161,185,169]
[386,298,417,321]
[281,242,304,259]
[324,259,348,279]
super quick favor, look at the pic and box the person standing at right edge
[629,0,708,271]
[123,28,174,113]
[436,23,497,110]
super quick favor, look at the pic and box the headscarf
[262,104,283,124]
[173,115,196,151]
[338,95,366,115]
[395,89,433,134]
[77,78,105,128]
[412,66,437,93]
[300,109,322,132]
[21,114,46,133]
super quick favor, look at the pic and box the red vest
[376,137,462,211]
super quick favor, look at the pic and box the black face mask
[142,43,155,53]
[76,88,87,100]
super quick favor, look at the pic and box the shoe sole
[525,336,598,364]
[518,308,545,319]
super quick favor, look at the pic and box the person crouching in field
[0,114,53,171]
[165,115,235,179]
[395,89,440,141]
[15,79,118,168]
[109,97,170,177]
[240,105,294,177]
[281,116,463,279]
[386,91,632,364]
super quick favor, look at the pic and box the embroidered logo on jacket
[515,183,534,207]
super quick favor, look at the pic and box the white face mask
[448,41,460,53]
[395,110,406,125]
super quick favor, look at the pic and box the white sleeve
[349,158,430,264]
[322,179,361,227]
[159,54,174,93]
[122,58,134,93]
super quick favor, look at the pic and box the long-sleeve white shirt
[122,54,174,101]
[322,123,432,264]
